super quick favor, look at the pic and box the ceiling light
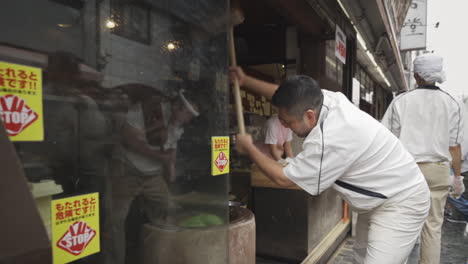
[106,20,116,29]
[57,24,73,28]
[167,43,176,51]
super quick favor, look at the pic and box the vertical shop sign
[212,136,230,176]
[0,61,43,141]
[400,0,427,51]
[335,25,347,64]
[51,193,100,264]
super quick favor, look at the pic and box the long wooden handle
[229,26,246,135]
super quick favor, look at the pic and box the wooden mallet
[229,1,246,135]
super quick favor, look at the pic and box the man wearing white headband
[382,53,464,264]
[108,84,199,264]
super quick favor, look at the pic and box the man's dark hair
[272,75,323,118]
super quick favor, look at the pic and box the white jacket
[283,90,427,211]
[381,86,464,163]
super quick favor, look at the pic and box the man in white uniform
[381,53,464,264]
[231,67,430,264]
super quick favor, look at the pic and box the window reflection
[0,0,229,263]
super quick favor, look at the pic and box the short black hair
[272,75,323,118]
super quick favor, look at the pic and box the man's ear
[304,109,317,126]
[414,72,424,83]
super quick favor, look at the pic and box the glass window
[0,0,230,263]
[354,64,360,80]
[367,75,374,104]
[325,39,344,86]
[325,40,337,82]
[360,68,366,100]
[336,58,343,86]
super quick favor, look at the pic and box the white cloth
[283,90,428,211]
[160,100,185,150]
[164,124,184,150]
[413,53,446,84]
[381,88,464,163]
[264,114,293,145]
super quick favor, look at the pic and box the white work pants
[353,181,430,264]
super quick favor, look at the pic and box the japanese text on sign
[0,66,39,90]
[0,61,43,141]
[212,136,230,176]
[400,0,427,51]
[52,193,100,264]
[54,196,98,224]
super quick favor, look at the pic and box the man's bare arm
[449,144,462,176]
[237,134,295,187]
[268,144,282,161]
[284,141,294,158]
[229,66,279,100]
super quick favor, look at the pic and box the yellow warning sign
[0,61,43,141]
[51,193,100,264]
[212,136,230,176]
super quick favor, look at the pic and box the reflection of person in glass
[42,52,83,193]
[108,84,198,264]
[163,89,200,183]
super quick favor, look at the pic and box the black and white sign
[400,0,427,51]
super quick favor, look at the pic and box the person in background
[42,52,83,194]
[261,114,294,161]
[445,95,468,236]
[459,96,468,194]
[231,66,430,264]
[381,53,464,264]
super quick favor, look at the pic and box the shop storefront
[0,0,239,263]
[229,0,356,262]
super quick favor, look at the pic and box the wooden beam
[301,219,350,264]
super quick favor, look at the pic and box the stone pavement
[328,220,468,264]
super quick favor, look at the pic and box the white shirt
[123,103,164,175]
[381,86,464,163]
[283,90,427,211]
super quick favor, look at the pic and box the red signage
[0,94,38,136]
[335,25,347,64]
[56,221,97,256]
[215,151,228,172]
